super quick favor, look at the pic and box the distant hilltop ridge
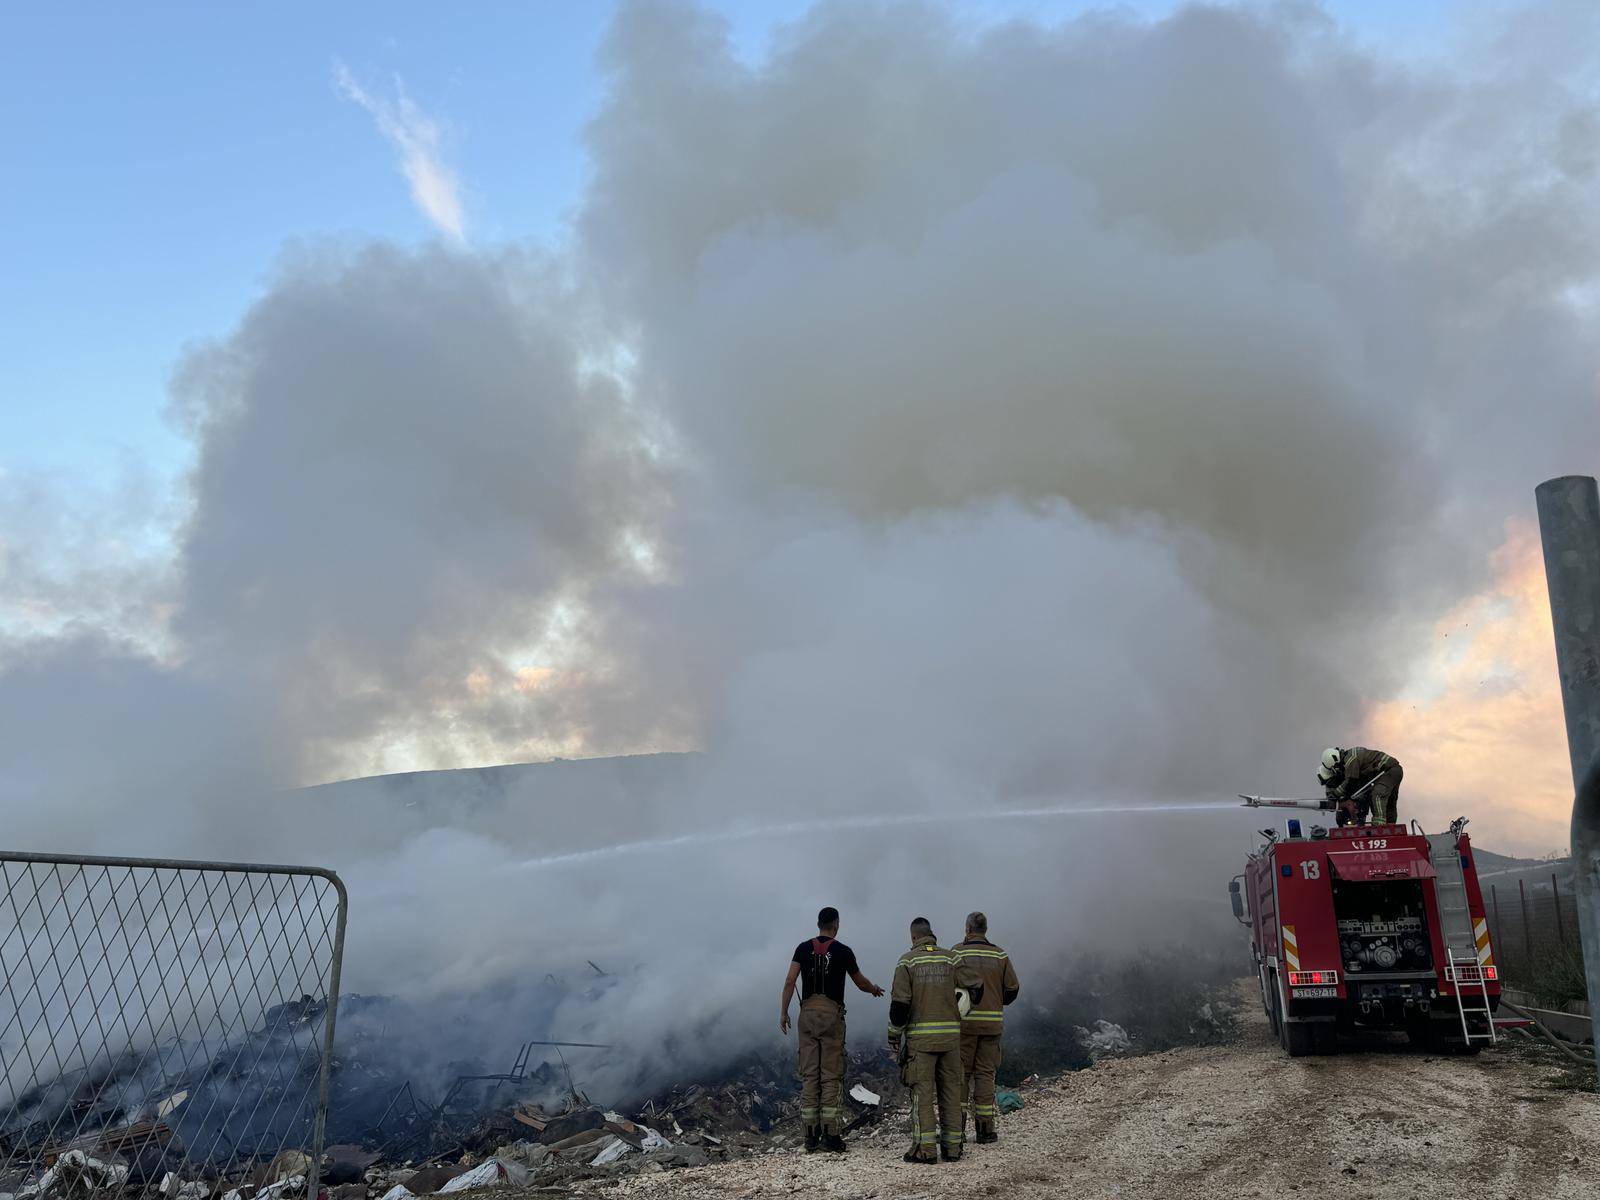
[285,751,708,857]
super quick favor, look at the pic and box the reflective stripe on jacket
[889,941,982,1051]
[1328,746,1399,801]
[954,937,1019,1032]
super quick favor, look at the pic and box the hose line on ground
[1499,1000,1596,1067]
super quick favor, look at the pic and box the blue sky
[2,0,1452,487]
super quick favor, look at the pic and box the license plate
[1292,986,1338,998]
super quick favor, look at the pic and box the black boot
[976,1129,998,1144]
[903,1149,936,1164]
[940,1144,963,1162]
[823,1133,848,1153]
[804,1125,821,1152]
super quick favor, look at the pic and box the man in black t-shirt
[780,906,884,1152]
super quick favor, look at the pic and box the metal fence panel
[0,853,346,1200]
[1486,876,1583,990]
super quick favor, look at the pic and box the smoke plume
[4,0,1599,1098]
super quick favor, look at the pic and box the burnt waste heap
[1,992,899,1199]
[1,950,1237,1199]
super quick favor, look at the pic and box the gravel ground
[560,986,1600,1199]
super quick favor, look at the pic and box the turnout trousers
[797,996,846,1136]
[1368,765,1403,825]
[906,1046,964,1160]
[960,1031,1003,1135]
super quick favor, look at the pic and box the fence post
[1553,872,1568,948]
[307,873,349,1200]
[1536,474,1600,1062]
[1519,877,1534,965]
[1492,884,1506,975]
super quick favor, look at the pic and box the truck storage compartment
[1331,878,1435,977]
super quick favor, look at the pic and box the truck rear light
[1288,970,1339,986]
[1445,963,1498,983]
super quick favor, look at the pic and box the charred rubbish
[4,948,1239,1200]
[1,994,908,1199]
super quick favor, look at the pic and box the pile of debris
[0,1102,707,1200]
[346,1046,908,1193]
[1,1005,913,1200]
[641,1046,903,1143]
[360,1106,703,1197]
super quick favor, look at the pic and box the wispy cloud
[334,61,466,244]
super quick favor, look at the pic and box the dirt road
[579,996,1600,1199]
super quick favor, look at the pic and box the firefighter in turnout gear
[954,912,1020,1144]
[1319,746,1404,826]
[888,917,983,1163]
[780,907,884,1153]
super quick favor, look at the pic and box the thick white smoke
[4,0,1600,1098]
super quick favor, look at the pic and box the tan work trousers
[960,1031,1003,1134]
[797,996,846,1135]
[906,1045,964,1159]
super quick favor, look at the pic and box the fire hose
[1498,999,1596,1067]
[1240,769,1390,817]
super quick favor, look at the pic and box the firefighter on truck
[1318,745,1403,826]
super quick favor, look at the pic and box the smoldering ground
[4,0,1600,1102]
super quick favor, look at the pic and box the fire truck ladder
[1428,830,1496,1045]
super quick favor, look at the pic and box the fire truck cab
[1231,816,1499,1056]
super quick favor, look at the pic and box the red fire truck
[1230,814,1500,1056]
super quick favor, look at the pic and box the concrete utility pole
[1534,474,1600,1059]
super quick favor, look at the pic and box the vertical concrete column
[1534,475,1600,1059]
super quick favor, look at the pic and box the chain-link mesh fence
[0,853,346,1200]
[1485,874,1586,1004]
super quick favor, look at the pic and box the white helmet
[1317,747,1342,785]
[956,987,972,1019]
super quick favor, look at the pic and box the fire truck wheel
[1281,1018,1317,1057]
[1273,985,1317,1057]
[1311,1021,1338,1055]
